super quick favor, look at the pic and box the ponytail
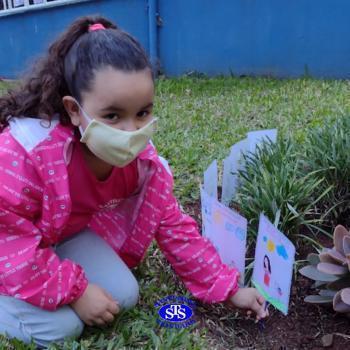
[0,15,149,132]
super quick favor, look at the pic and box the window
[1,0,62,12]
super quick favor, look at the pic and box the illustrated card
[252,214,295,315]
[201,187,247,284]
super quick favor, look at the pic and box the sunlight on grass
[1,77,350,349]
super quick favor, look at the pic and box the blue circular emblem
[158,303,193,322]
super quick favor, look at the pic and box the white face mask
[76,102,157,167]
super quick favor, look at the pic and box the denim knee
[121,273,140,310]
[23,306,84,349]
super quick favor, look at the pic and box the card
[252,214,295,315]
[247,129,277,154]
[201,187,247,284]
[221,138,248,205]
[203,160,218,199]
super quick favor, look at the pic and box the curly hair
[0,15,151,132]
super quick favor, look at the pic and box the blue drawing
[229,259,236,268]
[263,236,267,242]
[224,223,245,241]
[234,227,246,241]
[225,222,235,232]
[276,245,288,260]
[274,282,283,298]
[203,203,212,217]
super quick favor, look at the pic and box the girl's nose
[120,119,137,132]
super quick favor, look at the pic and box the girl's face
[65,66,154,131]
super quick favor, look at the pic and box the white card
[201,187,247,285]
[247,129,277,154]
[203,160,218,199]
[252,214,295,315]
[221,139,248,205]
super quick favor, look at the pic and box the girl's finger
[252,300,262,314]
[102,311,115,323]
[94,318,106,327]
[257,295,265,305]
[103,289,116,302]
[108,301,120,314]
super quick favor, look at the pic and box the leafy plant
[234,137,331,239]
[301,117,350,226]
[300,225,350,315]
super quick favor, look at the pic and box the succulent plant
[300,225,350,314]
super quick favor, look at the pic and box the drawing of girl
[263,255,271,287]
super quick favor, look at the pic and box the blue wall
[0,0,150,78]
[159,0,350,78]
[1,0,350,79]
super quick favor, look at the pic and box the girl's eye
[136,110,150,118]
[103,113,120,121]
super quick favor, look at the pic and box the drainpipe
[148,0,158,75]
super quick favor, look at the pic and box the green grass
[1,77,350,349]
[153,77,350,203]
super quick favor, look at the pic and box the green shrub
[234,137,331,240]
[301,117,350,227]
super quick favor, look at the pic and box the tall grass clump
[234,137,331,240]
[301,117,350,227]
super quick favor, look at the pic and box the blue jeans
[0,229,139,348]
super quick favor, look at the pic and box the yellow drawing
[267,239,275,252]
[213,210,223,225]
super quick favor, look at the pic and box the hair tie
[89,23,106,32]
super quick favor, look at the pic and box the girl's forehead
[83,67,154,108]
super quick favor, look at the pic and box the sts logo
[154,296,196,328]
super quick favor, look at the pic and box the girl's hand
[71,283,120,326]
[228,287,269,320]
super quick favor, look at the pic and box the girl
[0,16,268,348]
[263,255,272,287]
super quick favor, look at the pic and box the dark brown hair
[0,15,151,131]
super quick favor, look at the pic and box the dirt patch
[232,273,350,350]
[183,201,350,349]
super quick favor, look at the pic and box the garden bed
[187,202,350,350]
[2,77,350,349]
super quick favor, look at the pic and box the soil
[183,200,350,350]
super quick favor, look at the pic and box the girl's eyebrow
[140,103,154,110]
[101,102,153,112]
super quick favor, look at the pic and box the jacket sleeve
[155,174,240,304]
[0,135,88,310]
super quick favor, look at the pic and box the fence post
[148,0,158,75]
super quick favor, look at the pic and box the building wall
[1,0,350,79]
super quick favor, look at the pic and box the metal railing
[1,0,49,10]
[0,0,88,17]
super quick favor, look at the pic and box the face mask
[77,103,157,167]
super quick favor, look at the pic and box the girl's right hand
[70,283,120,326]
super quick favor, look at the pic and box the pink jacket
[0,117,239,310]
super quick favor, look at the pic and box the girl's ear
[62,96,81,126]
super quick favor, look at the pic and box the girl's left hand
[228,287,269,320]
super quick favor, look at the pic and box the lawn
[1,77,350,349]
